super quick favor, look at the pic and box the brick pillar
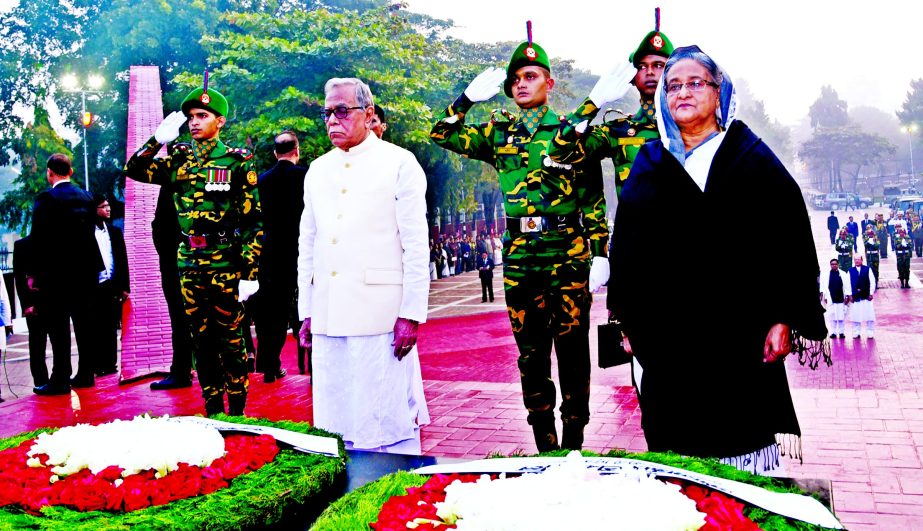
[120,66,171,382]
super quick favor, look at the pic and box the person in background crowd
[911,214,923,258]
[298,77,429,454]
[875,213,889,259]
[124,81,262,416]
[821,258,851,339]
[845,215,859,252]
[888,211,906,251]
[89,194,130,377]
[14,236,51,388]
[477,250,495,303]
[860,212,873,235]
[459,237,472,274]
[30,154,103,395]
[848,255,876,339]
[609,45,827,475]
[371,104,388,139]
[895,226,913,288]
[827,210,839,245]
[863,225,881,284]
[834,227,854,272]
[255,131,308,382]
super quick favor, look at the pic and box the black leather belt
[507,213,583,235]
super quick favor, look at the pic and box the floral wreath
[0,416,345,530]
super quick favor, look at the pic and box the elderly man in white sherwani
[298,78,430,454]
[848,255,877,339]
[820,258,851,339]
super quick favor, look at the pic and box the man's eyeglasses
[321,105,365,122]
[665,80,719,95]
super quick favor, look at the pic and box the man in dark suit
[255,131,308,382]
[150,185,195,390]
[827,210,839,245]
[13,235,50,387]
[29,154,103,394]
[846,215,860,252]
[89,194,130,376]
[477,251,495,303]
[860,213,873,236]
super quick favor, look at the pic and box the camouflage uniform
[912,219,923,257]
[431,96,607,451]
[835,234,854,272]
[124,133,262,415]
[863,232,881,284]
[895,234,912,287]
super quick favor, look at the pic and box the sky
[405,0,923,127]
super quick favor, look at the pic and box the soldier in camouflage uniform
[834,227,854,272]
[431,24,608,452]
[124,82,262,416]
[550,8,674,198]
[863,225,880,284]
[895,227,913,288]
[911,215,923,257]
[875,214,889,259]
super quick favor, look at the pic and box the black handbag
[597,320,631,369]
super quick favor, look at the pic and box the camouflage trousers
[897,254,911,281]
[866,254,880,283]
[179,271,249,405]
[503,230,592,434]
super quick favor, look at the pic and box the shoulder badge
[226,147,254,161]
[247,171,258,186]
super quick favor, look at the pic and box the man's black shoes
[70,376,95,388]
[34,383,71,396]
[151,376,193,390]
[263,368,287,383]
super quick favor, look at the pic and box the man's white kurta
[820,269,851,321]
[297,132,430,448]
[849,268,877,323]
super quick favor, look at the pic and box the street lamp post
[61,73,105,191]
[901,124,918,193]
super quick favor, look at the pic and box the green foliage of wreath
[0,416,346,531]
[312,449,834,530]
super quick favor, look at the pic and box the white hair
[324,77,374,108]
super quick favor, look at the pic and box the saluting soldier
[550,8,674,198]
[124,77,262,417]
[834,227,854,272]
[431,23,608,452]
[895,227,913,288]
[863,225,881,284]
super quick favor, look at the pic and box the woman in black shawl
[609,46,828,475]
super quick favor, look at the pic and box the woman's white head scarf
[655,45,738,165]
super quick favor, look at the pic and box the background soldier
[835,227,854,272]
[895,227,912,288]
[875,213,889,259]
[550,8,674,198]
[431,24,608,452]
[863,225,880,284]
[912,215,923,257]
[124,81,262,416]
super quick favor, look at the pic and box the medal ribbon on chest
[205,168,231,191]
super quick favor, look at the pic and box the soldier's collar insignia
[627,128,636,137]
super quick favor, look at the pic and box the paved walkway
[2,208,923,529]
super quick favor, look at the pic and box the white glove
[588,62,636,108]
[588,256,610,293]
[238,280,259,302]
[463,67,507,103]
[154,111,187,144]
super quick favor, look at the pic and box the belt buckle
[189,235,207,249]
[520,216,542,233]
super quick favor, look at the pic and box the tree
[809,85,848,129]
[799,127,895,193]
[0,108,73,233]
[734,79,793,166]
[897,78,923,126]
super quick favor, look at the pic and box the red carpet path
[2,209,923,530]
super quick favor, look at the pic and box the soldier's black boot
[531,420,559,453]
[204,396,225,417]
[228,394,246,416]
[561,422,585,451]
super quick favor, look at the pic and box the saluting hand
[154,111,187,145]
[464,67,507,103]
[588,62,636,108]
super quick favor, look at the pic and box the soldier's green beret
[181,87,229,117]
[628,7,674,67]
[504,21,552,98]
